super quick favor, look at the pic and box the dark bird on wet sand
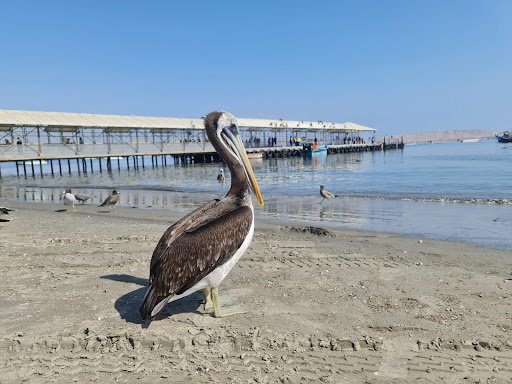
[0,207,15,222]
[99,189,120,213]
[139,111,264,322]
[319,185,338,203]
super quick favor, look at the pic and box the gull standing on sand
[62,188,77,212]
[217,168,225,183]
[98,190,120,213]
[74,192,92,204]
[319,185,338,203]
[0,207,15,222]
[139,111,264,322]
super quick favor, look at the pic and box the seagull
[139,111,264,322]
[62,188,77,211]
[74,192,92,204]
[0,207,15,222]
[217,169,225,183]
[319,185,338,203]
[98,190,120,213]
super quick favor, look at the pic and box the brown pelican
[140,111,264,322]
[99,189,120,213]
[319,185,338,203]
[0,207,14,222]
[217,168,226,182]
[62,188,77,211]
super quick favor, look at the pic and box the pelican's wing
[141,201,253,320]
[324,190,336,198]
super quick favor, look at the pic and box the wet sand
[1,200,512,383]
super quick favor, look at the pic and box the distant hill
[379,130,500,144]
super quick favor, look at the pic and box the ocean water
[1,140,511,249]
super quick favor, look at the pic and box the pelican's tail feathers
[139,285,171,322]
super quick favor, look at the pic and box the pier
[0,109,402,177]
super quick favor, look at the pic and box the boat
[302,143,327,155]
[247,152,263,159]
[496,131,512,143]
[461,138,479,143]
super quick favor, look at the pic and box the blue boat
[302,143,327,155]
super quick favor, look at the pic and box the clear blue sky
[1,0,511,135]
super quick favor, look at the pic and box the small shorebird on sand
[62,188,77,212]
[319,185,338,204]
[99,189,120,213]
[74,192,92,204]
[0,207,15,222]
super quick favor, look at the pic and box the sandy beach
[0,199,511,383]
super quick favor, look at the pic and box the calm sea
[1,140,511,250]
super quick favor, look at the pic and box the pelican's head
[63,188,72,194]
[205,111,264,207]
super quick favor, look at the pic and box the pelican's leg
[211,287,248,318]
[203,288,236,312]
[319,197,325,204]
[202,288,213,311]
[73,203,76,212]
[113,205,117,213]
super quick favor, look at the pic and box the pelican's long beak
[224,128,264,207]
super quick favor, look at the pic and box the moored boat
[302,143,327,155]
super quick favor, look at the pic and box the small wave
[401,197,512,205]
[311,194,512,205]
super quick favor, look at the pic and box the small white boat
[247,152,263,159]
[461,139,479,143]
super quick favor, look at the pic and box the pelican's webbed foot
[203,287,248,318]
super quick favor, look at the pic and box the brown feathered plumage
[320,185,338,202]
[99,189,119,212]
[139,111,264,322]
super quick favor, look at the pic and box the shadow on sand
[100,274,204,327]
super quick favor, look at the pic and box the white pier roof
[0,110,376,133]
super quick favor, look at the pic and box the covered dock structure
[0,109,385,177]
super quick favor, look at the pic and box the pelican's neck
[204,111,252,203]
[209,137,250,202]
[222,147,250,201]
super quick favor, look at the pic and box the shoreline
[2,186,512,252]
[1,200,512,382]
